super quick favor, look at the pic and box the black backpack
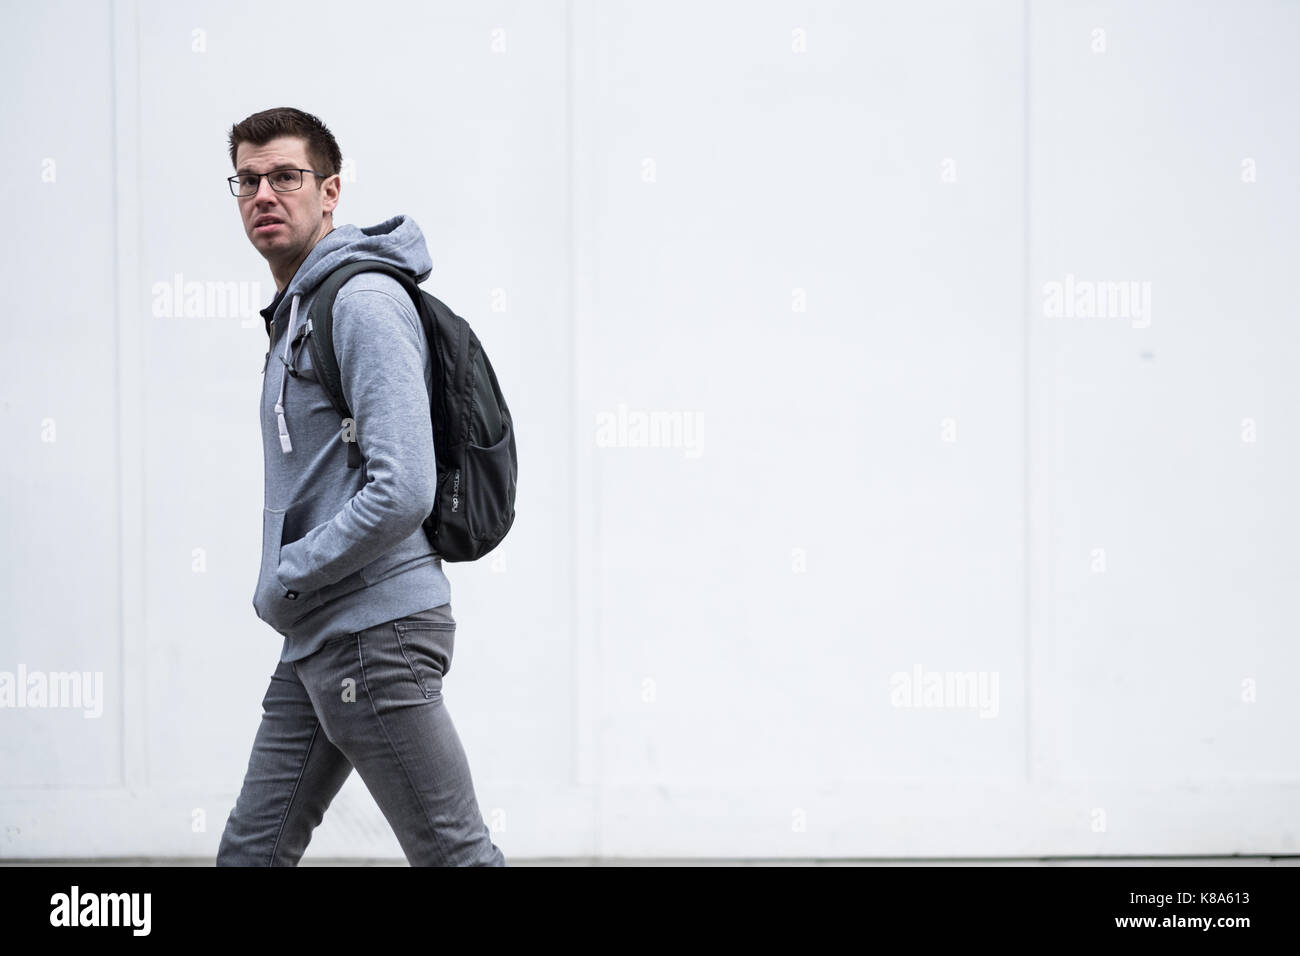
[301,259,517,562]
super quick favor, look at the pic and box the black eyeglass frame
[228,167,331,197]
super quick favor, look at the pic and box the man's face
[234,135,338,267]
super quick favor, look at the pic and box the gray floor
[4,856,1299,866]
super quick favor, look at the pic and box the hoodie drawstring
[275,293,302,454]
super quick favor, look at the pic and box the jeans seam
[357,627,450,864]
[268,717,325,866]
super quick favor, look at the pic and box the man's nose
[251,175,279,204]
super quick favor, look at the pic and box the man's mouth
[254,219,284,233]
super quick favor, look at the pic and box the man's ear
[322,176,341,216]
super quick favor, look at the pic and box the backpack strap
[304,259,424,469]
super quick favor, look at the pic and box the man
[215,106,506,867]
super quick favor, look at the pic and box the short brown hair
[227,106,343,180]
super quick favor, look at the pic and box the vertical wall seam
[1023,0,1034,785]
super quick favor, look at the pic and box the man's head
[228,107,343,290]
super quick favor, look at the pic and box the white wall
[0,0,1296,860]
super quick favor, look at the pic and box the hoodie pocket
[252,507,325,630]
[251,508,285,622]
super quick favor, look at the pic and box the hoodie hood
[258,214,434,341]
[258,214,434,457]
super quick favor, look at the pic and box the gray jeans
[216,602,506,866]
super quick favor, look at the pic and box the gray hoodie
[253,214,449,663]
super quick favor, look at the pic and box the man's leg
[294,603,506,866]
[216,657,355,866]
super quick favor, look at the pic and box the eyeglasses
[228,167,328,197]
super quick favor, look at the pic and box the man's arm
[275,279,436,594]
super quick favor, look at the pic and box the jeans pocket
[393,619,455,698]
